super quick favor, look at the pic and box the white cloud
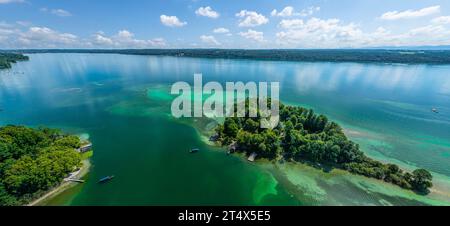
[432,16,450,25]
[40,8,72,17]
[16,21,31,27]
[271,6,294,17]
[93,33,114,46]
[0,24,167,48]
[239,29,264,42]
[299,6,321,17]
[276,18,365,48]
[279,19,304,29]
[271,6,320,17]
[0,21,13,28]
[200,35,221,45]
[0,0,24,4]
[106,30,167,48]
[160,15,187,27]
[195,6,219,19]
[380,5,440,20]
[51,9,72,17]
[276,16,450,48]
[213,27,229,34]
[236,10,268,27]
[0,28,14,35]
[19,26,79,48]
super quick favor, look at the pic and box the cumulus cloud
[200,35,220,46]
[18,26,79,48]
[432,16,450,25]
[236,10,268,27]
[271,6,295,17]
[271,6,320,17]
[213,27,230,34]
[380,5,440,20]
[160,15,187,27]
[93,33,114,46]
[276,16,450,48]
[195,6,219,19]
[93,30,167,48]
[279,19,304,29]
[276,18,368,48]
[299,6,321,17]
[0,23,167,48]
[239,29,264,42]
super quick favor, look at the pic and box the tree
[0,125,85,206]
[215,100,434,194]
[411,169,433,193]
[223,118,239,139]
[54,135,81,149]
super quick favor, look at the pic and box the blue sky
[1,0,450,48]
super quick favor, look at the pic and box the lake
[1,53,449,205]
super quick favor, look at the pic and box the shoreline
[27,159,91,206]
[189,116,450,205]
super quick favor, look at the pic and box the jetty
[77,143,92,153]
[65,178,85,183]
[248,153,257,162]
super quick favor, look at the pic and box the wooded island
[215,101,433,194]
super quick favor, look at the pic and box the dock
[248,153,257,162]
[77,143,92,153]
[65,178,85,183]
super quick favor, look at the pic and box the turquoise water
[0,53,449,205]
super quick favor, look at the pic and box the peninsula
[214,100,433,194]
[0,125,92,206]
[0,53,29,69]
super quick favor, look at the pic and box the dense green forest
[6,49,450,64]
[0,126,83,206]
[0,53,29,69]
[215,101,433,194]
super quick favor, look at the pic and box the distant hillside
[3,49,450,64]
[368,45,450,50]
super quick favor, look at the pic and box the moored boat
[98,175,115,183]
[190,148,200,153]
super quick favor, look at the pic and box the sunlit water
[0,53,449,205]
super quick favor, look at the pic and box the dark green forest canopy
[6,49,450,64]
[0,126,83,206]
[0,53,29,69]
[215,102,433,194]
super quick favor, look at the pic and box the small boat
[432,108,439,113]
[98,175,115,183]
[190,148,200,154]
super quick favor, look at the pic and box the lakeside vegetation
[7,49,450,64]
[215,100,433,194]
[0,53,29,69]
[0,125,86,206]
